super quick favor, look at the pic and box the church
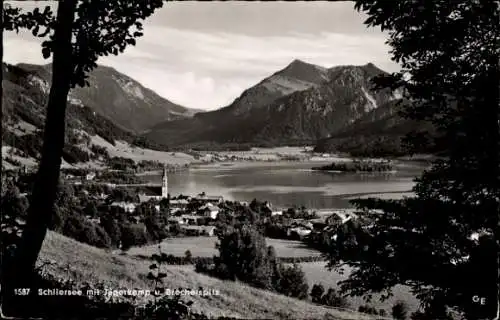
[138,167,169,203]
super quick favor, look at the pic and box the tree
[275,263,309,300]
[2,0,164,316]
[391,301,408,320]
[216,226,274,289]
[321,288,350,309]
[326,1,499,319]
[83,201,98,218]
[100,215,121,247]
[184,250,192,264]
[310,284,325,303]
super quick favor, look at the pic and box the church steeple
[161,166,168,198]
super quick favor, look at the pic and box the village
[41,165,365,248]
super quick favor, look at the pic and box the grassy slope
[90,135,196,166]
[38,231,388,320]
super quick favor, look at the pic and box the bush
[61,215,113,249]
[120,224,149,250]
[184,250,193,263]
[310,283,325,303]
[322,288,350,309]
[62,144,90,164]
[358,304,379,315]
[392,300,409,320]
[275,263,309,300]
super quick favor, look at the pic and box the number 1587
[14,288,30,296]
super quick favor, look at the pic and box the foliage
[275,263,309,300]
[323,1,500,319]
[321,288,350,309]
[312,160,393,173]
[391,301,409,320]
[357,305,378,315]
[2,131,43,159]
[184,250,193,263]
[143,245,209,320]
[205,226,310,300]
[62,144,91,164]
[110,187,137,202]
[216,225,274,289]
[108,156,137,171]
[120,223,149,251]
[315,134,409,158]
[139,201,169,242]
[310,283,325,303]
[100,215,122,246]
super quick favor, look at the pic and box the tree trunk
[2,0,77,316]
[1,1,3,156]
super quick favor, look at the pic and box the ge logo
[472,295,486,305]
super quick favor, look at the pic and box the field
[38,231,388,320]
[126,237,323,258]
[90,135,196,165]
[296,262,420,314]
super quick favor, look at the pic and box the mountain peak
[284,58,323,70]
[362,62,385,74]
[289,58,309,66]
[275,59,328,85]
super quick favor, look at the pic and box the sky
[4,1,399,111]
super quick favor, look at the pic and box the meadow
[125,237,420,314]
[38,231,387,320]
[297,262,420,314]
[126,236,323,258]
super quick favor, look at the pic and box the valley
[2,58,427,319]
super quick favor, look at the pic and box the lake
[139,160,426,209]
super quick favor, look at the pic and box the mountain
[14,63,200,133]
[145,60,398,148]
[1,62,177,169]
[313,99,437,157]
[221,59,330,116]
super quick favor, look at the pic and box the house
[327,210,357,225]
[91,192,109,201]
[291,219,314,230]
[271,210,283,216]
[139,194,161,203]
[194,193,223,204]
[130,215,141,224]
[85,172,96,181]
[287,226,312,238]
[110,201,136,213]
[86,216,101,224]
[199,203,220,219]
[179,214,204,225]
[168,216,185,225]
[180,225,216,237]
[169,199,189,209]
[169,207,183,215]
